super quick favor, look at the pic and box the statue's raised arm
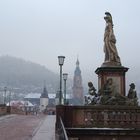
[103,12,121,66]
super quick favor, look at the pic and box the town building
[24,90,72,114]
[40,85,49,112]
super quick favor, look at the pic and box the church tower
[40,84,49,112]
[72,59,84,105]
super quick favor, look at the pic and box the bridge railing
[56,105,140,128]
[56,116,69,140]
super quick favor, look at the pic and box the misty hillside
[0,56,59,90]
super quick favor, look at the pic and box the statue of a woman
[103,12,121,66]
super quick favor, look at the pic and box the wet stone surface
[0,114,45,140]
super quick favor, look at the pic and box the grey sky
[0,0,140,89]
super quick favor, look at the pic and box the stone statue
[100,78,127,105]
[128,83,137,99]
[103,12,121,66]
[88,82,97,96]
[84,96,89,105]
[103,78,115,96]
[100,78,115,105]
[127,83,138,106]
[86,82,99,105]
[86,80,138,106]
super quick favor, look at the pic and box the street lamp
[55,90,60,105]
[4,87,7,105]
[63,73,68,105]
[58,56,65,104]
[8,89,11,114]
[9,89,11,107]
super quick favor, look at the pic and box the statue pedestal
[95,66,128,96]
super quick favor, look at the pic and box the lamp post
[55,90,60,105]
[8,89,11,114]
[63,73,68,105]
[58,56,65,105]
[9,89,11,107]
[4,87,7,105]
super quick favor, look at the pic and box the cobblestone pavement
[0,114,45,140]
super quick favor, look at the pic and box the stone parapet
[56,105,140,128]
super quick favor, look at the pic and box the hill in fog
[0,55,59,92]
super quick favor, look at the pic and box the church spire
[75,58,81,76]
[76,58,79,67]
[72,58,84,105]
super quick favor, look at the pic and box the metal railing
[57,117,69,140]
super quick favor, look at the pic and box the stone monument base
[95,66,128,96]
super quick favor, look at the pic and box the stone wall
[0,105,7,115]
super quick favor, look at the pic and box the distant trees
[0,55,59,92]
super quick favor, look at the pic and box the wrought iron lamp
[58,56,65,104]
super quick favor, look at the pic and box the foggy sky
[0,0,140,90]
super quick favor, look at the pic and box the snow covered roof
[24,93,72,99]
[49,94,56,98]
[24,93,41,99]
[7,100,34,107]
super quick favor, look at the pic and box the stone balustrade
[56,105,140,128]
